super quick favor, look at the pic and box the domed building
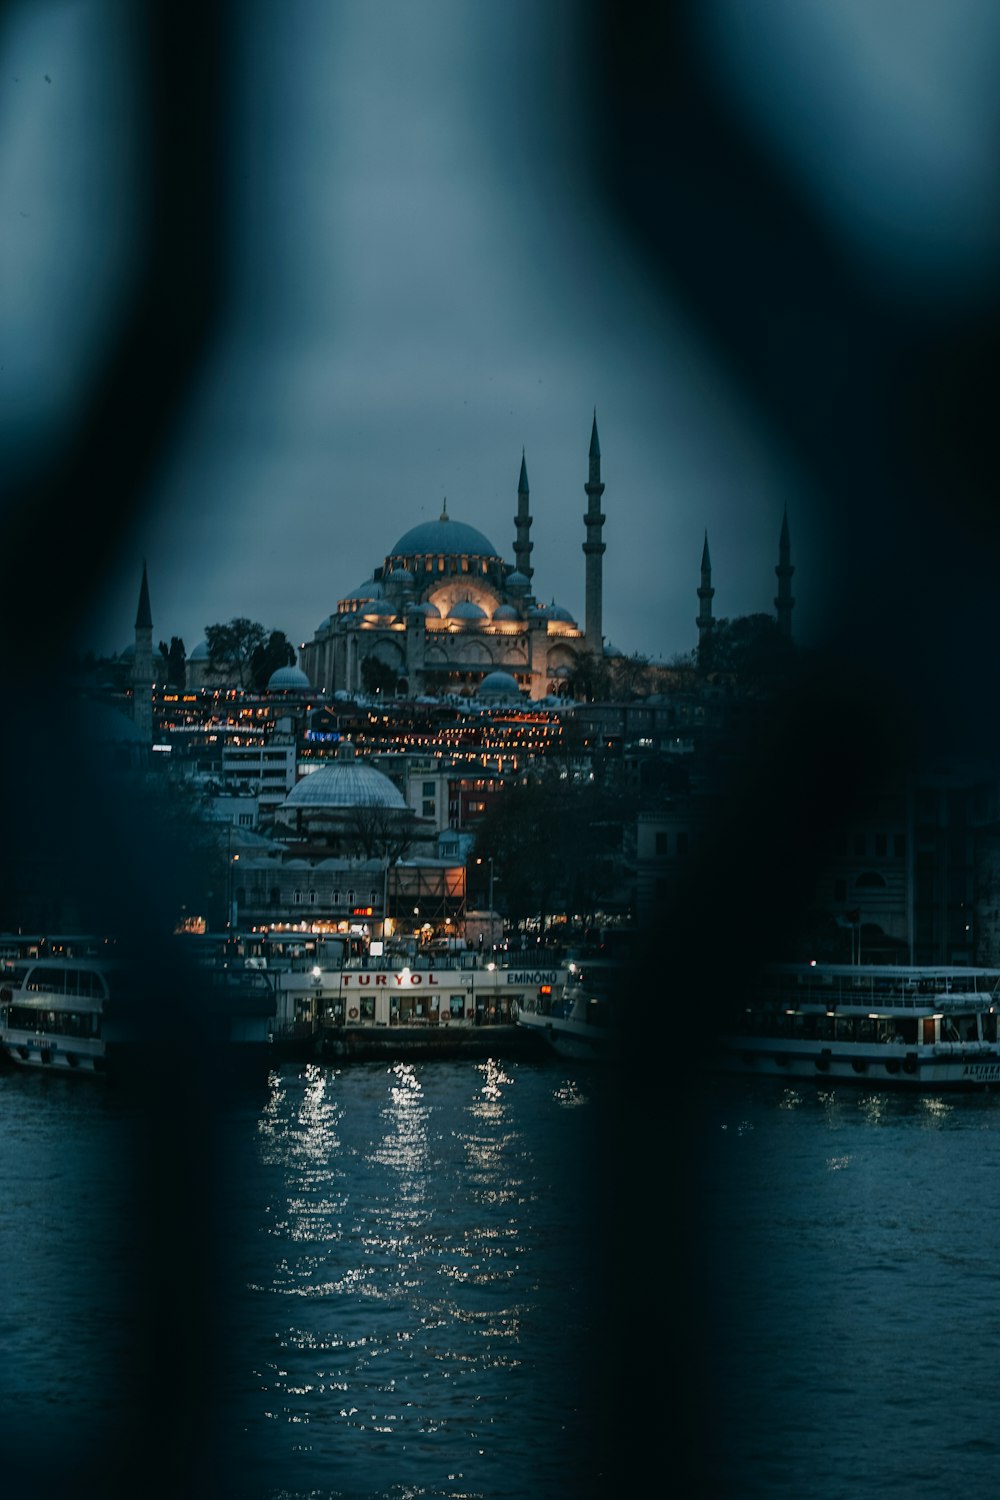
[299,419,610,701]
[273,741,422,851]
[476,670,524,704]
[267,663,312,692]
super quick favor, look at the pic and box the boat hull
[1,1033,106,1074]
[715,1039,1000,1090]
[516,1010,612,1061]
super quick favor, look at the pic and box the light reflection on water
[8,1065,1000,1496]
[225,1058,606,1498]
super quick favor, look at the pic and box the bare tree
[343,800,418,862]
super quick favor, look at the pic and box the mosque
[148,413,796,708]
[297,416,612,703]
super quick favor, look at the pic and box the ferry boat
[0,956,122,1074]
[714,963,1000,1089]
[173,931,563,1060]
[515,957,617,1060]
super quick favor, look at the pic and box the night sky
[3,0,999,732]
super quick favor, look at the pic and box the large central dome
[387,512,500,562]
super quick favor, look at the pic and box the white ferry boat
[0,957,122,1074]
[174,931,564,1058]
[515,957,618,1060]
[715,963,1000,1089]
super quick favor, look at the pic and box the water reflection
[224,1061,603,1496]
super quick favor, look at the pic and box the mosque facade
[298,418,610,703]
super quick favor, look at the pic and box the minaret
[132,560,154,743]
[513,450,533,583]
[582,411,606,654]
[774,506,795,639]
[697,531,715,647]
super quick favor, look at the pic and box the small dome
[448,599,488,621]
[492,604,519,621]
[528,604,550,620]
[406,600,440,618]
[282,749,406,811]
[604,642,624,658]
[506,570,530,590]
[362,599,396,618]
[268,664,311,691]
[477,670,523,702]
[343,578,385,602]
[189,640,210,661]
[386,567,414,587]
[547,601,577,624]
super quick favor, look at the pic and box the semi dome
[268,664,311,691]
[476,670,523,702]
[492,603,518,621]
[282,747,406,811]
[386,567,414,587]
[448,599,488,621]
[547,602,577,624]
[406,600,440,617]
[189,640,210,661]
[388,513,500,562]
[505,570,530,590]
[362,599,396,618]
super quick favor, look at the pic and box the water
[2,1062,999,1498]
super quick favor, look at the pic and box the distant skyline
[8,4,997,692]
[1,3,812,667]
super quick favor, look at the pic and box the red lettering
[375,973,387,986]
[359,975,370,987]
[427,974,438,986]
[411,974,422,985]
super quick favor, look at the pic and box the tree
[472,768,638,934]
[608,651,653,700]
[250,629,296,691]
[560,649,662,702]
[158,637,187,688]
[205,619,268,688]
[697,614,795,685]
[360,655,398,698]
[562,649,614,702]
[343,800,417,862]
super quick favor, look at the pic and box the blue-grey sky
[4,1,997,670]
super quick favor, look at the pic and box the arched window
[293,889,302,904]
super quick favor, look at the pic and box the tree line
[157,619,297,690]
